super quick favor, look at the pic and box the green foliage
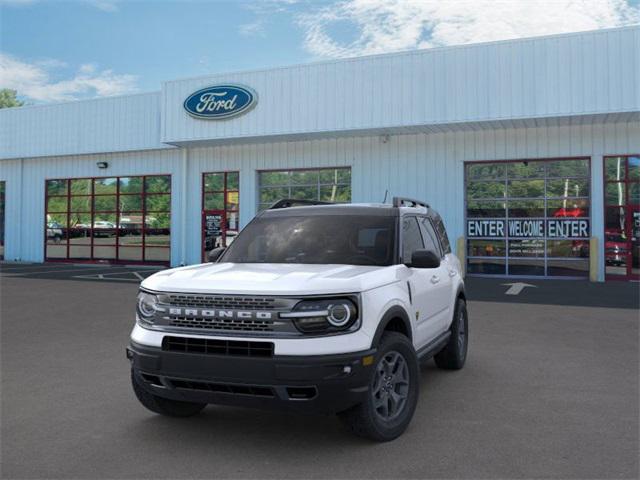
[0,89,24,109]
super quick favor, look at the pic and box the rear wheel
[131,370,207,417]
[338,332,419,442]
[434,298,468,370]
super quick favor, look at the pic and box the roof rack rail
[268,199,334,209]
[392,196,430,209]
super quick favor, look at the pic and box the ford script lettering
[183,85,257,120]
[168,308,273,320]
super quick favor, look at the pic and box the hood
[142,262,402,295]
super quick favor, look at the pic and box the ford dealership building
[0,27,638,281]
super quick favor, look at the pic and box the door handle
[430,275,440,284]
[448,269,457,277]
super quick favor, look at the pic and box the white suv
[127,197,468,441]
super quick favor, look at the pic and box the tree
[0,89,24,109]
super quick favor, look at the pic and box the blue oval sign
[183,84,257,120]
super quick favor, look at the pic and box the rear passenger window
[402,217,424,263]
[419,217,442,257]
[434,217,451,254]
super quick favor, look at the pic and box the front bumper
[128,341,376,414]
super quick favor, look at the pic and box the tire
[434,298,468,370]
[131,370,207,417]
[338,332,419,442]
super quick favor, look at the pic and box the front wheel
[434,298,468,370]
[131,370,207,417]
[338,332,419,442]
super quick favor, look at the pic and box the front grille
[162,336,274,357]
[168,316,274,332]
[167,378,275,397]
[164,294,278,310]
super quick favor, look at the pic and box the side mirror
[407,249,440,269]
[207,247,226,263]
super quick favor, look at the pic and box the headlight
[281,298,359,334]
[136,290,158,325]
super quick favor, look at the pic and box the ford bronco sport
[127,197,468,441]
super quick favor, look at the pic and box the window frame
[602,155,640,281]
[464,157,591,278]
[44,174,171,265]
[257,166,351,211]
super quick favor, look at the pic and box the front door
[604,156,639,280]
[202,210,225,260]
[401,216,450,347]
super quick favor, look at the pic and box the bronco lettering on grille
[168,308,273,320]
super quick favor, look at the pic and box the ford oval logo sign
[183,84,257,120]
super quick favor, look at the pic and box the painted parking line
[1,266,122,276]
[72,271,158,282]
[0,266,140,276]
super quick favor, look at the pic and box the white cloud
[298,0,640,58]
[0,53,138,102]
[85,0,119,12]
[239,19,266,36]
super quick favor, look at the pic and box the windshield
[222,214,396,266]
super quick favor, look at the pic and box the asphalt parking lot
[1,263,638,479]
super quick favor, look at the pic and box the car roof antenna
[382,189,389,204]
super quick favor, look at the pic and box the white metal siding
[180,121,638,282]
[0,92,169,160]
[0,159,22,261]
[162,27,639,145]
[0,149,184,264]
[1,119,637,280]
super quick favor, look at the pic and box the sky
[1,0,639,104]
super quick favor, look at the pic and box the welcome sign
[184,84,257,119]
[467,219,590,239]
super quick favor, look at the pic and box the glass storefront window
[257,167,351,211]
[507,200,545,218]
[507,180,545,198]
[547,199,590,218]
[467,240,506,257]
[466,200,506,218]
[45,175,171,264]
[466,163,506,180]
[465,158,591,277]
[466,181,506,199]
[507,161,546,179]
[508,240,545,257]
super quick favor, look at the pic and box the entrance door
[202,210,225,257]
[202,172,239,261]
[604,156,639,280]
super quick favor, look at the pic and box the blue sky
[1,0,639,103]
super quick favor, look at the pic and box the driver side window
[402,217,424,263]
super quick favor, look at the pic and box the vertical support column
[180,149,188,266]
[239,168,256,230]
[591,155,605,282]
[18,158,24,262]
